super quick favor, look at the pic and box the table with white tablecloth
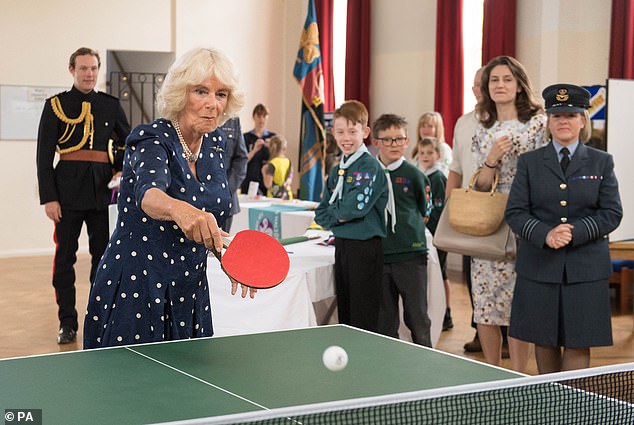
[230,195,317,239]
[208,231,335,336]
[109,196,317,239]
[111,196,446,345]
[208,228,446,347]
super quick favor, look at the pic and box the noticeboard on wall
[606,78,634,242]
[0,85,67,141]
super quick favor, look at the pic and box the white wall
[0,0,172,256]
[0,0,614,256]
[0,0,304,257]
[371,0,436,157]
[606,79,634,241]
[516,0,611,90]
[174,0,303,191]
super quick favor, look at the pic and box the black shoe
[442,309,454,331]
[57,326,77,344]
[464,334,482,352]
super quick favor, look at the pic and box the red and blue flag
[293,0,326,201]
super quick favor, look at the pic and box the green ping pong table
[1,325,632,424]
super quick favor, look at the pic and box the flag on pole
[293,0,326,202]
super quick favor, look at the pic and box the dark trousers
[464,255,475,328]
[53,208,109,329]
[437,249,448,281]
[334,237,383,332]
[377,256,431,347]
[222,215,234,233]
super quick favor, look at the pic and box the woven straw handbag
[448,169,508,236]
[433,206,516,261]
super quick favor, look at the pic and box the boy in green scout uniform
[372,114,433,346]
[315,100,387,332]
[415,136,453,331]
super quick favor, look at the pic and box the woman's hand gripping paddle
[211,230,290,289]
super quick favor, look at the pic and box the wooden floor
[1,254,632,376]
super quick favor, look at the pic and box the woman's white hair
[156,47,245,125]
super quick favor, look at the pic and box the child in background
[241,103,275,196]
[315,100,388,332]
[411,112,452,176]
[261,135,293,200]
[416,136,453,331]
[372,114,433,347]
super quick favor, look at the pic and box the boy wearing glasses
[315,100,387,332]
[372,114,433,347]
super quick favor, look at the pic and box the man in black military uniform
[36,47,130,344]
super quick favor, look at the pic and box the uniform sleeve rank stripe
[522,218,540,239]
[580,216,599,240]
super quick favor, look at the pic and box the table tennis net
[213,362,634,425]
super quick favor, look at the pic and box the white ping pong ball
[322,345,348,371]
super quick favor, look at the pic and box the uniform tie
[560,147,570,173]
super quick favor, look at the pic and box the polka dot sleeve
[127,128,172,209]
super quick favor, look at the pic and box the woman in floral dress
[470,56,547,371]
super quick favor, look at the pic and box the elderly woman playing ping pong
[84,48,256,349]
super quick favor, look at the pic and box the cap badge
[556,88,569,102]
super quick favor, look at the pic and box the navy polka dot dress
[83,119,231,349]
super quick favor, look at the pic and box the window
[462,0,484,113]
[332,0,347,108]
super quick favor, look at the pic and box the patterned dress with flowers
[84,119,231,348]
[470,114,547,325]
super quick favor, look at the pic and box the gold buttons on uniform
[338,169,345,176]
[560,200,567,207]
[560,183,567,190]
[561,217,568,223]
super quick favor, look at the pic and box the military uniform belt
[59,150,109,163]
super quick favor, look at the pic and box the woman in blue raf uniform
[505,84,622,373]
[84,48,256,349]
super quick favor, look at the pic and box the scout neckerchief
[422,163,441,177]
[379,156,404,233]
[328,144,369,204]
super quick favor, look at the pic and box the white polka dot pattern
[83,119,229,349]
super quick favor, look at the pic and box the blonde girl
[261,135,293,199]
[411,112,452,176]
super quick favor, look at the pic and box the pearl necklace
[173,120,201,163]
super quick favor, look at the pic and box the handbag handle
[467,168,499,194]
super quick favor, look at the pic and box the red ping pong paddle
[211,230,290,289]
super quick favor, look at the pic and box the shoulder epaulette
[96,91,120,101]
[46,90,69,102]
